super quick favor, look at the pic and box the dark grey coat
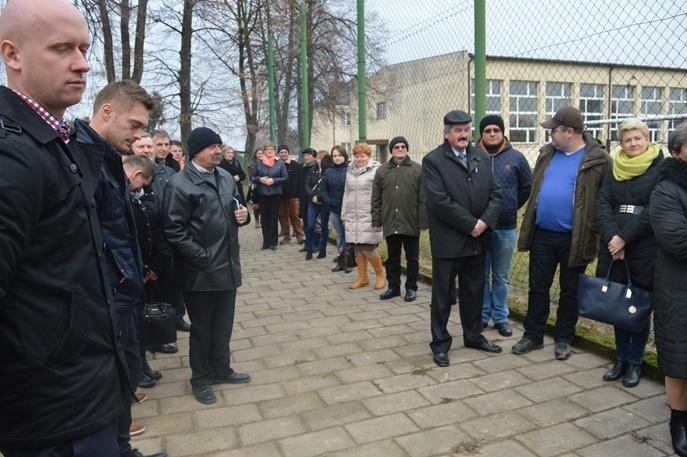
[649,157,687,378]
[422,141,503,258]
[163,164,248,291]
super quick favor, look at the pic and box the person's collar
[12,89,70,142]
[191,159,213,173]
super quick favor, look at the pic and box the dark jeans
[430,254,486,353]
[115,310,142,456]
[523,228,586,344]
[615,321,651,364]
[258,195,281,248]
[385,234,419,291]
[184,289,237,388]
[305,201,329,253]
[1,423,119,457]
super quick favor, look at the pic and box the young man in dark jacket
[422,110,504,368]
[76,80,166,457]
[476,115,532,337]
[163,127,252,405]
[0,1,125,454]
[371,136,427,302]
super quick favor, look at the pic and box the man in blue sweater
[514,106,610,360]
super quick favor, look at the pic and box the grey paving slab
[130,226,674,457]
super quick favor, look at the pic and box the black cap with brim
[443,110,472,125]
[540,106,584,131]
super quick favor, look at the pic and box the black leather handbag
[577,259,652,333]
[138,302,177,348]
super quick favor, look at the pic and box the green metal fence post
[357,0,366,143]
[474,0,486,138]
[268,34,277,143]
[300,2,310,147]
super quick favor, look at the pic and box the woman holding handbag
[596,118,663,388]
[650,124,687,457]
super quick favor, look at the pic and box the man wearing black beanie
[162,126,252,405]
[475,115,531,338]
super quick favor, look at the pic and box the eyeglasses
[483,128,502,134]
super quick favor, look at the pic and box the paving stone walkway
[133,223,675,457]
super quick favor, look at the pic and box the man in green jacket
[372,136,427,302]
[513,106,610,360]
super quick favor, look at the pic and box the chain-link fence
[311,0,687,300]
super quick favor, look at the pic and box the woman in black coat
[595,118,663,388]
[218,145,246,204]
[649,125,687,457]
[319,145,349,270]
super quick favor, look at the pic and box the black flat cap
[443,110,472,125]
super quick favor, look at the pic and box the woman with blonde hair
[596,118,663,388]
[341,143,385,289]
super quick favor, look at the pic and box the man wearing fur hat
[422,110,504,368]
[476,115,532,337]
[162,127,251,405]
[371,136,427,302]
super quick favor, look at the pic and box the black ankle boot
[671,410,687,457]
[622,363,641,387]
[317,249,326,259]
[602,360,627,382]
[305,251,313,260]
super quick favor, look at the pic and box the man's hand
[234,204,249,224]
[470,219,488,237]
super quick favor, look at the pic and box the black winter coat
[595,154,663,289]
[422,141,503,258]
[649,157,687,378]
[76,120,145,312]
[163,164,248,291]
[0,87,124,447]
[319,161,348,214]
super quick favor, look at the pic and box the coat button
[69,163,78,173]
[90,198,97,208]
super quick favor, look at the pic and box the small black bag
[138,302,177,348]
[577,259,652,333]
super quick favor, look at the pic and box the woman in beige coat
[341,143,385,289]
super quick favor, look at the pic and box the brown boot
[370,253,386,290]
[349,253,369,289]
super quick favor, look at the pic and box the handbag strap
[606,258,633,288]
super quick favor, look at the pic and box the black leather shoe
[494,322,513,337]
[432,352,449,367]
[305,251,313,260]
[622,363,641,387]
[129,449,167,457]
[554,341,572,360]
[143,366,162,381]
[192,385,217,405]
[150,343,178,354]
[213,371,251,384]
[512,337,543,355]
[379,288,400,300]
[404,290,417,302]
[331,264,343,272]
[317,251,326,259]
[602,360,628,382]
[671,421,687,457]
[138,373,156,388]
[176,319,191,332]
[465,337,503,353]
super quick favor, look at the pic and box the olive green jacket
[517,133,610,267]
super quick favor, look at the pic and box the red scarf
[262,155,275,167]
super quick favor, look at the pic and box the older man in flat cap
[422,110,504,367]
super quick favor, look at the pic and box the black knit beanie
[479,115,505,136]
[187,127,222,159]
[278,144,290,154]
[388,136,409,151]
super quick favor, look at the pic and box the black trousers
[258,195,281,249]
[1,423,119,457]
[430,254,486,353]
[385,234,420,291]
[115,310,141,456]
[184,289,237,388]
[523,228,586,344]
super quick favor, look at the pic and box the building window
[610,85,635,141]
[640,86,663,142]
[579,83,605,140]
[669,88,687,130]
[341,111,351,127]
[471,79,502,115]
[376,102,387,120]
[546,82,572,114]
[341,142,351,153]
[509,80,538,143]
